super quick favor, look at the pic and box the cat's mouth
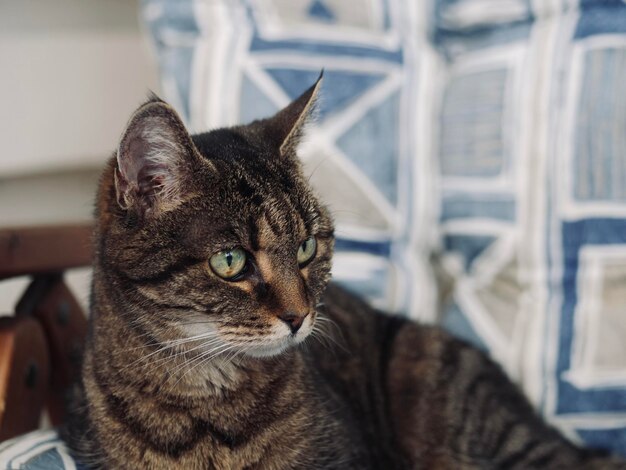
[177,312,315,360]
[243,314,314,358]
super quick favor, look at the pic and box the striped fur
[63,82,625,469]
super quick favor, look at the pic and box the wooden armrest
[0,316,50,441]
[17,275,88,425]
[0,223,92,440]
[0,224,93,280]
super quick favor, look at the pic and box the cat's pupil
[226,252,233,267]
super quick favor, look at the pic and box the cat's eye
[209,248,247,280]
[297,236,317,267]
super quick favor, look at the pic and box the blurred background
[0,0,159,314]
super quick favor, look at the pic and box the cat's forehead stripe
[245,215,259,252]
[262,208,284,239]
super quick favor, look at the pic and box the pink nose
[278,312,308,334]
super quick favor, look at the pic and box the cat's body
[64,80,625,469]
[66,282,619,469]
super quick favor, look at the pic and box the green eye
[297,236,317,266]
[209,248,247,280]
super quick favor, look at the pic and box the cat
[63,76,626,469]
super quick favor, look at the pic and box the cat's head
[96,77,334,358]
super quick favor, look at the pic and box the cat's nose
[278,311,308,334]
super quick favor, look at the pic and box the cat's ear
[264,72,323,157]
[114,96,201,218]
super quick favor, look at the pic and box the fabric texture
[433,0,626,454]
[3,0,625,467]
[0,430,79,470]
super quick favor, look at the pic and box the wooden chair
[0,225,92,441]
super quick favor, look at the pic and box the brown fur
[64,79,626,469]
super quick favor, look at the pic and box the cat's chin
[244,342,294,358]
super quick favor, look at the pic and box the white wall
[0,0,160,177]
[0,1,160,313]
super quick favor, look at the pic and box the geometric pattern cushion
[0,430,80,469]
[435,0,626,457]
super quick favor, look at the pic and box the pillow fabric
[0,430,80,470]
[434,0,626,456]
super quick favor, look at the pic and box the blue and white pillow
[0,430,79,470]
[434,0,626,456]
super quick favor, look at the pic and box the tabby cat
[64,77,625,469]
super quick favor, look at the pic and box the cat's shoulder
[320,282,484,362]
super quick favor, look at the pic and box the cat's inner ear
[264,73,323,157]
[115,98,199,217]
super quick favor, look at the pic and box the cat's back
[314,286,626,469]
